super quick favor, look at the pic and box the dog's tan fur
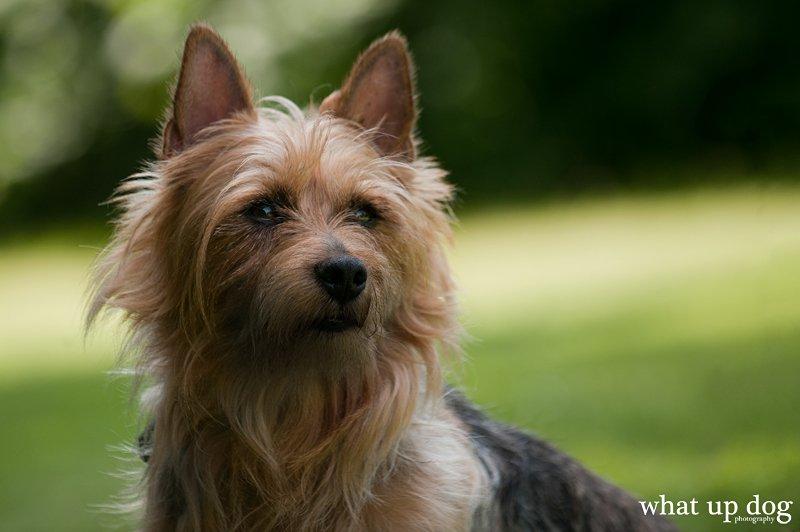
[90,25,488,531]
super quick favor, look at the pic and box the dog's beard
[221,286,387,370]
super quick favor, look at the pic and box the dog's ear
[162,24,255,158]
[320,31,417,159]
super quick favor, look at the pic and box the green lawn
[2,185,799,530]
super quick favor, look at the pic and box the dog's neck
[146,325,446,529]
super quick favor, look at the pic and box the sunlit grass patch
[0,233,118,381]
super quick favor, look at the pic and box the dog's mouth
[313,315,361,333]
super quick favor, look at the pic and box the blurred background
[1,0,799,530]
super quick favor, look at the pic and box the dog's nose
[314,255,367,304]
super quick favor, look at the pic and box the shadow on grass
[0,373,139,532]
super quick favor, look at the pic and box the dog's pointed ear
[162,24,255,158]
[320,31,417,159]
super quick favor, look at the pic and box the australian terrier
[90,24,674,531]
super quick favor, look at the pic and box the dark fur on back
[445,390,676,531]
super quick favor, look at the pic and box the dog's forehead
[304,161,404,216]
[316,146,400,194]
[241,115,405,201]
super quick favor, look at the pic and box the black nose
[314,255,367,304]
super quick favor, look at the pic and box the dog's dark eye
[352,205,378,227]
[246,200,283,225]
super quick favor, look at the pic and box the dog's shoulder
[444,388,676,532]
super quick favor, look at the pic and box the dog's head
[95,25,457,372]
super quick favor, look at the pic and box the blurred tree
[388,0,800,200]
[2,0,800,233]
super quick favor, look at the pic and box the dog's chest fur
[143,391,489,531]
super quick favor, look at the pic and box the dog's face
[193,120,425,358]
[137,26,454,365]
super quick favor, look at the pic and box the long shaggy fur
[90,27,674,532]
[90,99,486,530]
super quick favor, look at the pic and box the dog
[90,24,675,531]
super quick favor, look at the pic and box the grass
[1,184,799,530]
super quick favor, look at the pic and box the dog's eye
[246,200,283,225]
[352,205,378,227]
